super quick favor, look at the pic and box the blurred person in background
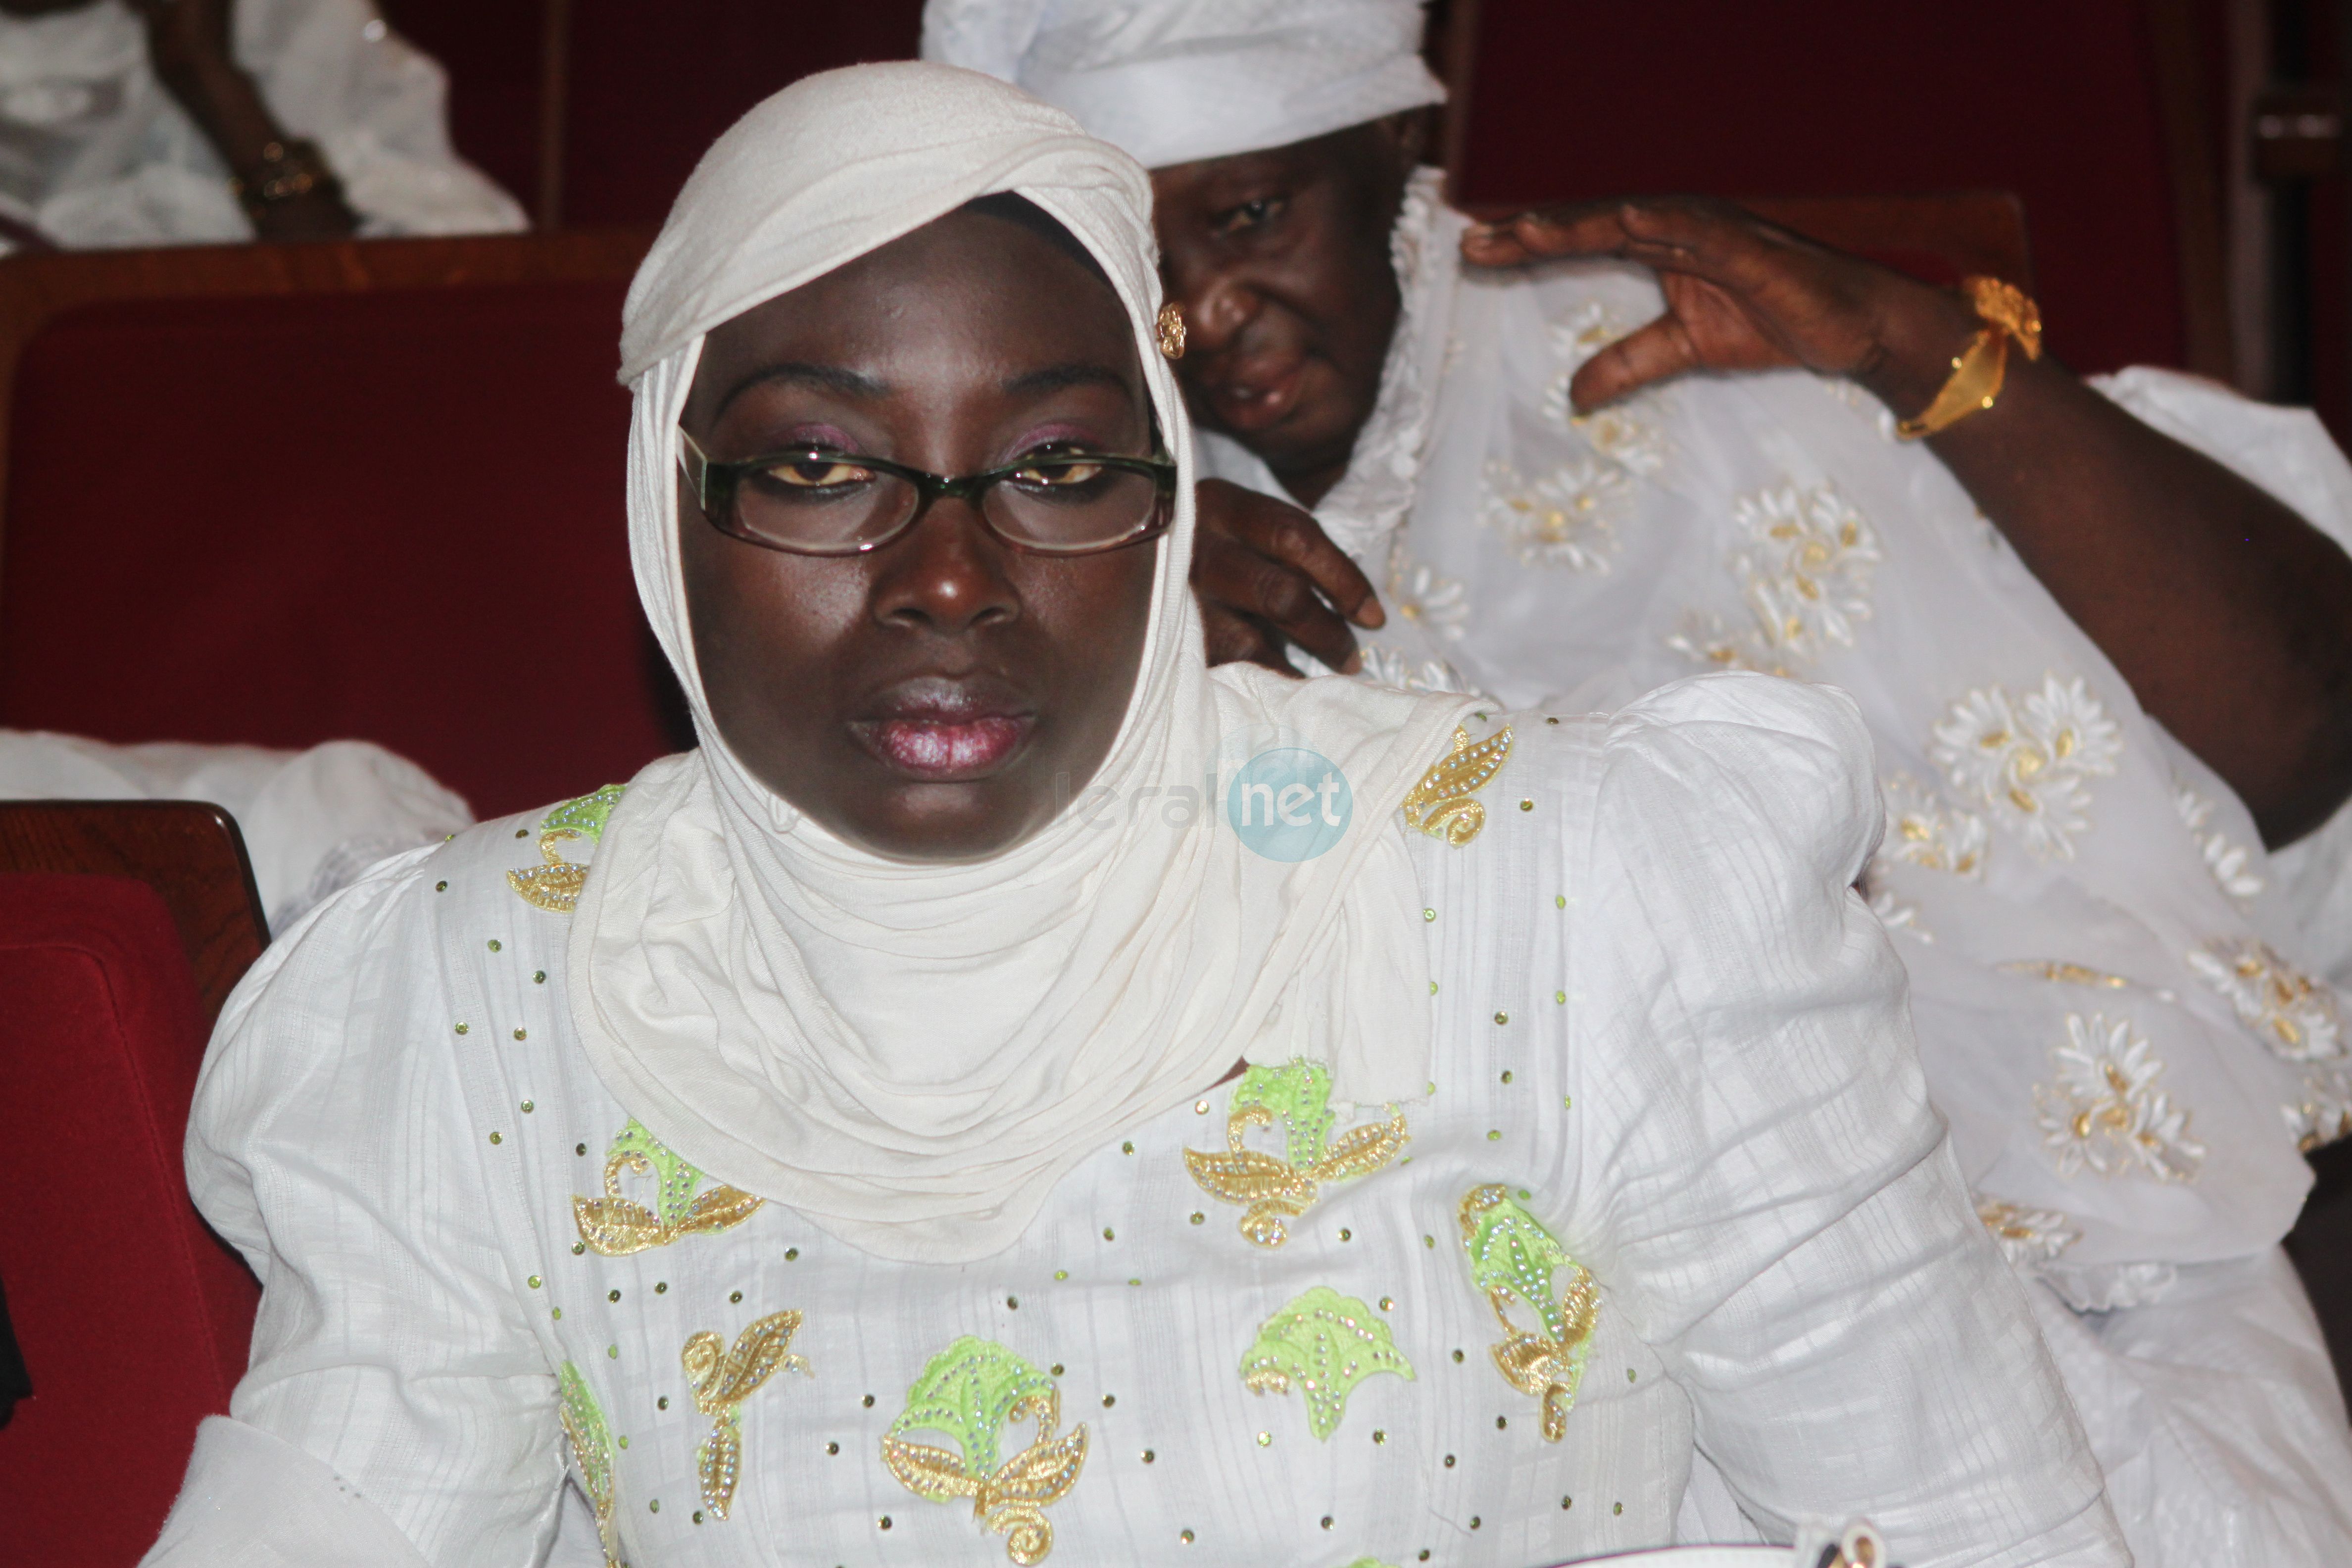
[0,730,472,931]
[0,0,523,252]
[928,0,2352,1562]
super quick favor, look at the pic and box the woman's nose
[1177,270,1258,359]
[868,498,1020,637]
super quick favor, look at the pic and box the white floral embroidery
[1384,541,1468,643]
[1929,675,2123,860]
[1819,375,1899,441]
[2286,1061,2352,1152]
[2040,1260,2180,1312]
[2187,937,2343,1061]
[1549,300,1623,369]
[1665,486,1881,678]
[1480,457,1626,572]
[1974,1198,2080,1268]
[1728,485,1881,660]
[1355,644,1469,694]
[1665,609,1786,677]
[2032,1012,2204,1182]
[1880,774,1988,879]
[1864,883,1932,943]
[2172,781,2266,900]
[1538,302,1670,475]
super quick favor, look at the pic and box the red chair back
[0,873,262,1565]
[0,232,676,820]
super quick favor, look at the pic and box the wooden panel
[0,802,268,1029]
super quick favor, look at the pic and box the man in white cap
[926,0,2352,1562]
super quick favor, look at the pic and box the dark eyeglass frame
[678,428,1178,558]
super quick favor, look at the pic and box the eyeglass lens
[732,454,1163,554]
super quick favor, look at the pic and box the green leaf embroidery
[882,1338,1087,1564]
[1458,1184,1599,1441]
[558,1362,623,1566]
[890,1336,1058,1478]
[571,1119,763,1256]
[1239,1286,1414,1441]
[609,1119,702,1228]
[543,783,628,841]
[1186,1059,1409,1247]
[1464,1188,1574,1342]
[1232,1059,1337,1166]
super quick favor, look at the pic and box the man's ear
[1372,110,1433,176]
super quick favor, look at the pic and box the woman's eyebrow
[717,360,887,419]
[1004,362,1133,397]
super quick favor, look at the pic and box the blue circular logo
[1227,747,1353,861]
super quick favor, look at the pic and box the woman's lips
[854,714,1034,781]
[1205,356,1307,433]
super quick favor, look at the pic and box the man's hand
[1461,197,1975,420]
[1190,478,1385,676]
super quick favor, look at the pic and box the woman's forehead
[695,210,1142,406]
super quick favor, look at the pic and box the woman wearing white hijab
[145,63,2122,1568]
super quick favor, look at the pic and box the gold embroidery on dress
[1183,1059,1407,1247]
[1999,960,2132,989]
[573,1120,763,1255]
[882,1337,1086,1565]
[683,1311,809,1520]
[509,829,590,912]
[2032,1013,2204,1181]
[508,783,627,912]
[558,1362,624,1566]
[1401,725,1513,846]
[1458,1185,1598,1441]
[1240,1286,1415,1440]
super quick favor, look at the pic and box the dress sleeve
[143,856,565,1568]
[1565,673,2127,1568]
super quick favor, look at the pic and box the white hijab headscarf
[571,61,1473,1265]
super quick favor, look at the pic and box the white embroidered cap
[921,0,1445,169]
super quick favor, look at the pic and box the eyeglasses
[678,429,1177,557]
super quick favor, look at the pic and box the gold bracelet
[1895,276,2044,440]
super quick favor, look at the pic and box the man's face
[1150,120,1421,502]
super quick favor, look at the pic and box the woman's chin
[826,780,1058,865]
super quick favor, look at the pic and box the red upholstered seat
[0,873,261,1566]
[0,244,682,819]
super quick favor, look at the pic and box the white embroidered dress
[1201,173,2352,1566]
[150,679,2123,1568]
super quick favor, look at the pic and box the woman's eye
[764,456,872,488]
[1220,196,1282,235]
[1014,459,1105,486]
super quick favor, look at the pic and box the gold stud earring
[1155,300,1187,360]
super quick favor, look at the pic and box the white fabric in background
[919,0,1446,168]
[158,677,2125,1567]
[579,61,1472,1266]
[0,728,471,931]
[0,0,524,250]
